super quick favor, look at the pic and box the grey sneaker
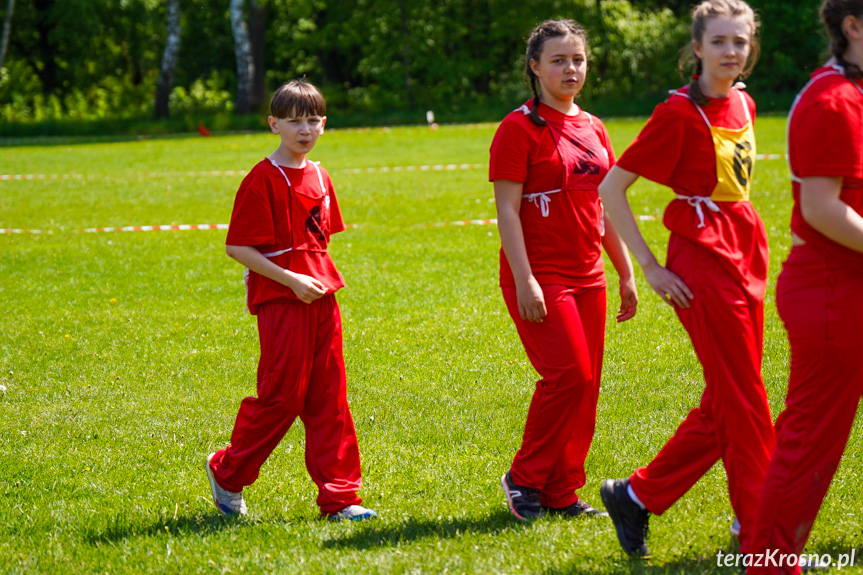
[328,504,378,522]
[600,478,650,556]
[545,499,609,518]
[205,452,247,516]
[730,517,740,549]
[501,471,546,521]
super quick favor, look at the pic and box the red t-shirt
[616,86,769,299]
[489,100,616,288]
[226,158,346,314]
[788,65,863,266]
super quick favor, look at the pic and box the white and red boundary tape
[77,224,229,233]
[1,216,663,235]
[0,155,787,182]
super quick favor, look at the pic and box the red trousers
[502,284,606,508]
[748,246,863,575]
[209,295,363,515]
[629,235,775,552]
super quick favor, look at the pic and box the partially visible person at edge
[490,19,638,522]
[204,80,377,522]
[747,2,863,573]
[596,0,775,558]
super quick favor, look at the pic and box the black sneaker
[545,499,609,518]
[600,478,650,556]
[501,471,545,521]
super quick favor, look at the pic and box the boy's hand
[287,273,327,303]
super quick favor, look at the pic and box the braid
[529,77,546,127]
[688,59,708,106]
[820,0,863,80]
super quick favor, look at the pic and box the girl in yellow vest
[596,0,775,557]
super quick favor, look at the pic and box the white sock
[627,484,647,510]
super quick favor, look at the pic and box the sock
[627,483,647,510]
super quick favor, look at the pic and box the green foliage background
[0,0,827,133]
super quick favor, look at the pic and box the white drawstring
[677,194,720,228]
[524,189,561,218]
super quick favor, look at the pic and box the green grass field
[2,117,862,574]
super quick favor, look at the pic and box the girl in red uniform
[490,19,637,521]
[748,2,863,573]
[597,0,775,556]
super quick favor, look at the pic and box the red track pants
[502,284,606,509]
[209,295,363,515]
[629,235,775,552]
[748,246,863,575]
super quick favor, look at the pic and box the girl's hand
[288,273,327,304]
[616,275,638,322]
[516,275,547,323]
[643,261,694,309]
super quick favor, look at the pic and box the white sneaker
[205,452,247,516]
[328,504,378,522]
[730,517,741,537]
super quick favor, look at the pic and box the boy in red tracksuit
[598,0,775,557]
[204,80,376,522]
[748,2,863,572]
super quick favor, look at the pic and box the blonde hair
[680,0,760,105]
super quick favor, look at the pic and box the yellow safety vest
[672,89,756,202]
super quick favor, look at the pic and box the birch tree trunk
[0,0,14,71]
[230,0,253,114]
[154,0,181,118]
[248,0,266,112]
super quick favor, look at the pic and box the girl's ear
[267,116,279,134]
[692,41,703,61]
[318,116,327,135]
[843,14,863,42]
[529,58,541,78]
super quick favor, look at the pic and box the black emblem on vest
[305,206,325,241]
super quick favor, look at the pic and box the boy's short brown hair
[270,80,326,119]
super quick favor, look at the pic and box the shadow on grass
[83,512,255,545]
[323,509,524,550]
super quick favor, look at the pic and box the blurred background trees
[0,0,825,131]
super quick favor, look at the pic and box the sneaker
[501,471,545,521]
[205,452,247,517]
[799,555,831,572]
[729,517,740,549]
[600,478,650,556]
[545,499,609,518]
[800,555,831,572]
[328,504,378,522]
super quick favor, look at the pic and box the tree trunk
[230,0,253,114]
[154,0,181,119]
[0,0,15,71]
[248,0,266,112]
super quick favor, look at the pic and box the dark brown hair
[680,0,760,105]
[524,19,589,127]
[270,80,326,119]
[820,0,863,80]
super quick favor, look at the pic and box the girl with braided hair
[747,2,863,573]
[489,19,637,521]
[597,0,775,557]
